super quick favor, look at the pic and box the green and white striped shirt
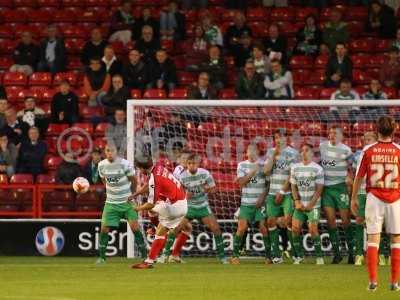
[319,141,352,186]
[237,160,266,206]
[290,161,324,208]
[266,147,299,195]
[352,150,366,195]
[179,168,215,209]
[98,158,134,204]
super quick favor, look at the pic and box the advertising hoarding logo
[35,226,65,256]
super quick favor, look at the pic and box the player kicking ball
[159,153,227,264]
[290,143,325,265]
[132,155,188,269]
[352,116,400,292]
[96,144,147,264]
[231,144,271,265]
[319,127,354,264]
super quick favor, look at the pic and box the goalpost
[126,99,400,258]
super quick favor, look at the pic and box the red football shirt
[147,164,186,204]
[356,141,400,203]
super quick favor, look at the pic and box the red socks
[367,243,379,284]
[147,235,166,263]
[172,232,190,257]
[391,243,400,284]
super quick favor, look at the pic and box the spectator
[0,99,8,130]
[263,0,287,6]
[366,0,397,39]
[37,25,66,73]
[102,46,123,76]
[105,109,127,157]
[3,108,29,146]
[379,47,400,88]
[185,25,209,71]
[362,79,388,119]
[329,79,360,122]
[83,147,102,184]
[225,12,252,58]
[252,42,270,75]
[109,0,135,45]
[148,49,177,91]
[16,97,46,133]
[264,59,294,100]
[17,126,47,176]
[392,28,400,51]
[10,31,40,76]
[135,25,161,63]
[159,1,185,41]
[187,72,217,99]
[51,80,79,124]
[134,7,160,40]
[56,152,82,184]
[81,28,108,66]
[322,8,349,52]
[0,133,17,176]
[234,32,253,68]
[84,58,111,107]
[263,23,288,64]
[236,60,265,99]
[100,74,130,118]
[199,45,226,90]
[0,86,6,100]
[325,43,353,87]
[202,14,223,47]
[295,14,322,56]
[122,49,149,91]
[182,0,208,9]
[159,113,187,152]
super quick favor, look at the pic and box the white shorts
[151,199,187,229]
[365,193,400,234]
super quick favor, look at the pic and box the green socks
[233,234,243,258]
[269,227,281,258]
[354,224,364,256]
[99,232,110,260]
[313,235,323,258]
[287,229,297,257]
[328,228,340,256]
[163,232,176,256]
[215,235,226,259]
[133,230,147,258]
[292,235,304,258]
[344,225,354,256]
[263,235,271,258]
[379,232,389,256]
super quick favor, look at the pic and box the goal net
[126,99,400,258]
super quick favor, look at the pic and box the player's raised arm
[290,170,302,211]
[236,162,259,188]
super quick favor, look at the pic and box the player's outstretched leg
[202,215,227,264]
[258,220,272,264]
[97,226,110,264]
[291,215,304,265]
[158,231,176,263]
[128,221,147,259]
[339,208,355,264]
[231,219,248,265]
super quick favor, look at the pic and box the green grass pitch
[0,256,399,300]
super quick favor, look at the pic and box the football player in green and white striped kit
[230,144,271,265]
[96,144,147,264]
[264,130,299,264]
[161,153,227,263]
[319,127,354,264]
[291,143,325,265]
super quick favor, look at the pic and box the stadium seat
[219,88,237,99]
[53,72,78,87]
[3,10,27,22]
[28,10,53,22]
[246,7,268,21]
[36,174,56,184]
[295,7,318,21]
[143,89,167,99]
[29,72,52,86]
[349,39,372,53]
[177,71,197,86]
[94,137,107,150]
[365,54,386,68]
[80,105,103,120]
[46,123,69,136]
[314,55,329,69]
[350,54,370,66]
[72,122,94,135]
[0,39,17,55]
[53,10,76,22]
[5,87,24,103]
[168,88,188,99]
[10,174,34,184]
[0,190,19,212]
[130,89,142,99]
[75,192,101,212]
[0,25,14,39]
[37,0,60,7]
[319,88,336,99]
[44,155,63,171]
[382,87,397,99]
[375,39,391,52]
[304,69,326,85]
[31,86,57,102]
[42,190,75,212]
[295,87,320,100]
[344,6,368,21]
[352,69,371,85]
[222,9,240,22]
[270,7,294,22]
[289,55,314,69]
[94,122,109,137]
[3,72,28,86]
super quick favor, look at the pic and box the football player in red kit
[352,116,400,292]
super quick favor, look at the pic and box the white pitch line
[0,296,78,300]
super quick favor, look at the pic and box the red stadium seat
[246,7,268,21]
[42,190,75,212]
[10,174,34,184]
[94,122,109,137]
[3,10,27,22]
[80,105,103,120]
[319,88,336,99]
[29,72,52,86]
[72,122,94,135]
[5,87,24,103]
[350,54,370,66]
[53,10,76,22]
[36,174,56,184]
[0,57,13,70]
[46,123,69,136]
[353,69,371,85]
[270,7,294,22]
[349,39,372,53]
[295,7,318,21]
[143,89,167,99]
[366,54,386,68]
[295,87,320,100]
[314,55,329,69]
[219,88,236,99]
[375,39,391,52]
[37,0,60,7]
[44,155,63,171]
[130,89,142,99]
[31,86,57,102]
[0,190,20,212]
[168,88,188,99]
[28,10,54,23]
[94,137,107,150]
[383,87,397,99]
[344,6,368,21]
[304,69,326,85]
[0,25,14,39]
[177,71,197,86]
[53,72,78,87]
[222,9,240,22]
[347,21,364,37]
[3,72,28,86]
[289,55,314,69]
[0,40,17,55]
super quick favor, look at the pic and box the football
[72,177,90,194]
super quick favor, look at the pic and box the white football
[72,177,90,194]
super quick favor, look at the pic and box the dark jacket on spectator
[325,55,353,87]
[0,142,17,171]
[263,35,288,64]
[0,85,6,99]
[187,84,218,99]
[17,139,47,175]
[135,38,161,62]
[109,9,135,35]
[148,58,177,87]
[83,160,101,184]
[224,25,252,54]
[103,58,124,77]
[56,161,82,184]
[134,16,160,40]
[2,119,29,145]
[101,86,130,117]
[38,37,66,72]
[51,91,79,124]
[236,72,265,99]
[294,26,322,55]
[122,60,149,90]
[199,58,226,88]
[80,40,108,66]
[366,4,397,38]
[13,42,40,68]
